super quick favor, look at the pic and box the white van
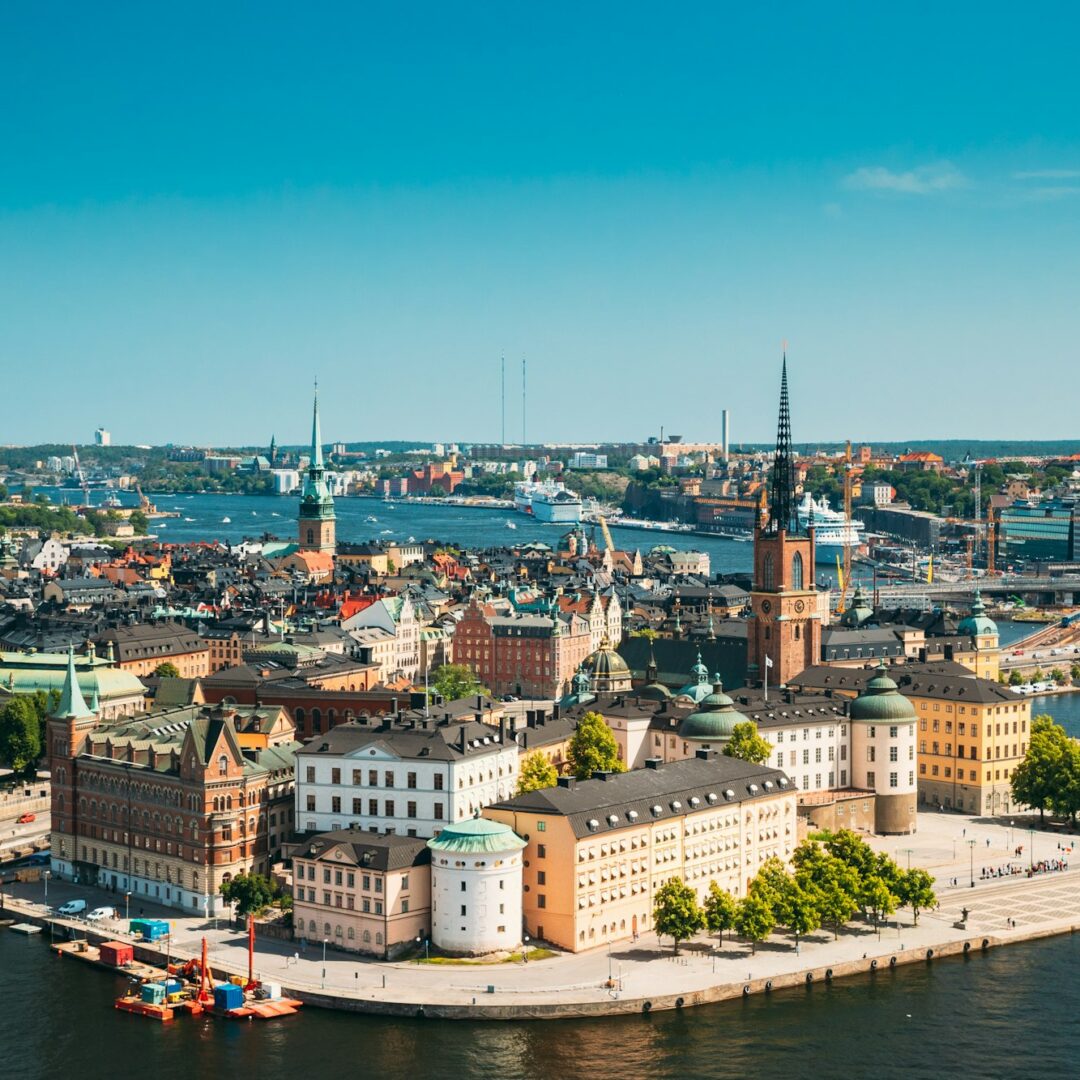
[56,899,87,916]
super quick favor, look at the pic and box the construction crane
[135,481,152,512]
[837,440,854,614]
[71,444,90,507]
[597,515,615,555]
[965,535,974,580]
[987,520,997,576]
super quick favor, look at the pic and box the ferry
[513,480,583,523]
[796,492,865,556]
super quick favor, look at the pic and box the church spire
[53,645,94,720]
[767,351,796,535]
[311,381,324,470]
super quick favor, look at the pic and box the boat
[514,480,583,523]
[222,517,231,524]
[183,517,195,522]
[365,515,378,523]
[103,492,123,508]
[505,520,517,529]
[796,492,865,557]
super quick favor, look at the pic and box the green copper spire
[300,381,334,520]
[311,380,324,469]
[54,646,95,720]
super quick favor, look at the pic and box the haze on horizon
[2,4,1078,449]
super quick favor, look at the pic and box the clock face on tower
[794,600,805,613]
[761,599,772,613]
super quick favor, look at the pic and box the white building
[342,595,420,681]
[95,428,111,447]
[571,452,608,469]
[295,717,519,839]
[670,550,711,577]
[271,468,301,494]
[427,817,526,955]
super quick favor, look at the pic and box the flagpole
[764,653,768,702]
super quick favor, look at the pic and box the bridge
[837,575,1080,608]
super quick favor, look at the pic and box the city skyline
[3,4,1079,446]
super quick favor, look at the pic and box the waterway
[1030,691,1080,741]
[1,930,1076,1080]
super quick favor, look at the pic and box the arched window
[762,553,775,591]
[795,624,801,640]
[218,754,228,776]
[311,708,322,733]
[375,932,383,945]
[362,929,371,943]
[792,551,804,590]
[334,925,343,939]
[323,922,332,938]
[347,927,355,940]
[294,708,306,730]
[308,920,316,935]
[307,528,314,546]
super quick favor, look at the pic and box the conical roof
[53,646,95,720]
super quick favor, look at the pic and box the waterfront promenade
[4,812,1077,1019]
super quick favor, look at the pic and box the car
[86,906,117,922]
[16,813,36,824]
[56,899,87,916]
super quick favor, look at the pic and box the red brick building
[454,599,591,699]
[47,649,299,915]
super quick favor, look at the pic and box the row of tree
[1011,715,1080,824]
[652,829,936,954]
[1003,666,1080,687]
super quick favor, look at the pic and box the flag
[764,655,774,669]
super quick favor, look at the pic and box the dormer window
[218,754,228,775]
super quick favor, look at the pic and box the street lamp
[42,869,50,905]
[900,848,914,872]
[125,891,131,921]
[322,937,328,989]
[967,839,977,888]
[523,934,530,964]
[1029,826,1034,871]
[1009,820,1015,849]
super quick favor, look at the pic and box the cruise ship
[513,480,583,523]
[796,492,865,556]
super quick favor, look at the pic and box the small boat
[407,536,415,542]
[251,511,258,516]
[222,517,231,524]
[365,515,378,523]
[380,529,392,535]
[183,517,195,522]
[271,512,280,517]
[505,521,517,530]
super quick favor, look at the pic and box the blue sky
[2,3,1078,448]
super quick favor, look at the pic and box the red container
[100,941,134,967]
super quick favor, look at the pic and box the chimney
[556,776,577,789]
[499,715,507,745]
[695,747,714,761]
[644,757,663,770]
[476,693,483,710]
[591,770,614,781]
[552,702,561,720]
[458,726,467,753]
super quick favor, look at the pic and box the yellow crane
[597,515,615,554]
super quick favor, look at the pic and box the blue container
[163,978,183,996]
[141,983,166,1005]
[213,983,244,1011]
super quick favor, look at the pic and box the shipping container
[213,983,244,1011]
[99,941,134,967]
[141,983,167,1005]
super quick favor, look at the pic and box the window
[434,803,444,820]
[369,770,378,786]
[401,874,409,890]
[536,820,546,832]
[407,801,417,819]
[538,870,546,885]
[385,771,395,788]
[537,894,547,909]
[889,772,898,788]
[867,771,875,787]
[407,772,417,789]
[401,899,409,914]
[353,798,362,815]
[791,551,804,590]
[434,774,444,791]
[218,755,228,776]
[537,844,546,859]
[331,796,341,813]
[385,800,395,817]
[306,766,315,783]
[867,746,875,762]
[352,769,363,785]
[762,553,775,591]
[369,799,378,816]
[331,768,341,785]
[889,746,898,763]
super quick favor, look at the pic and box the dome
[640,681,672,701]
[678,679,749,742]
[850,664,917,723]
[426,816,527,855]
[675,651,713,703]
[559,666,597,709]
[582,635,632,692]
[841,585,874,628]
[957,590,998,638]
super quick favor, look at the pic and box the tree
[734,892,775,955]
[779,877,822,949]
[652,878,704,954]
[1071,664,1080,684]
[129,510,149,535]
[793,841,860,939]
[1051,668,1067,686]
[1008,669,1024,687]
[567,711,624,780]
[154,661,180,678]
[723,721,773,765]
[219,872,278,917]
[702,882,738,943]
[1031,668,1045,684]
[823,829,879,880]
[896,868,936,924]
[0,697,42,775]
[860,874,899,926]
[1011,715,1070,822]
[1050,740,1080,825]
[516,751,558,795]
[431,663,489,702]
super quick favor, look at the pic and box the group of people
[1027,857,1069,877]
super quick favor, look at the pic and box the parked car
[86,906,118,922]
[16,813,36,824]
[56,899,87,916]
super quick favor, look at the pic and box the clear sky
[2,3,1078,448]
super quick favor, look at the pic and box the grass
[414,947,556,966]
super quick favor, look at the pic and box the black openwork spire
[767,353,796,535]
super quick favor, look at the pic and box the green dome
[678,679,748,742]
[957,590,997,638]
[841,585,874,628]
[640,681,672,701]
[850,665,917,723]
[427,817,527,855]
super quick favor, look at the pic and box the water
[36,487,755,576]
[1029,692,1080,740]
[1,930,1076,1079]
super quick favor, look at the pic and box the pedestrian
[963,828,967,838]
[986,838,991,848]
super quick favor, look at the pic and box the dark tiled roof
[296,829,431,871]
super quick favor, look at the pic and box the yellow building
[485,749,796,953]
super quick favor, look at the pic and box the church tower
[748,355,821,686]
[298,385,336,554]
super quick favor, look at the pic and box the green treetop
[652,878,704,954]
[567,711,624,780]
[431,663,489,703]
[734,892,775,955]
[516,751,558,795]
[722,721,773,765]
[896,868,936,924]
[702,881,738,944]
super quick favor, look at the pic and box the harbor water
[1,930,1077,1080]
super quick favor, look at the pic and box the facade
[295,717,519,838]
[298,388,336,554]
[0,648,146,720]
[292,830,430,959]
[48,652,299,915]
[94,621,210,679]
[454,599,592,700]
[201,627,246,673]
[342,595,420,682]
[428,817,526,955]
[486,750,796,953]
[998,500,1077,564]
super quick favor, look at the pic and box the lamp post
[967,839,977,887]
[322,937,328,988]
[42,869,50,906]
[125,891,131,921]
[1008,820,1015,850]
[523,934,530,964]
[1029,827,1034,871]
[900,848,914,872]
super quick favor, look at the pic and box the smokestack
[721,409,730,462]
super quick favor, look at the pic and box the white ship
[514,479,583,523]
[796,492,865,554]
